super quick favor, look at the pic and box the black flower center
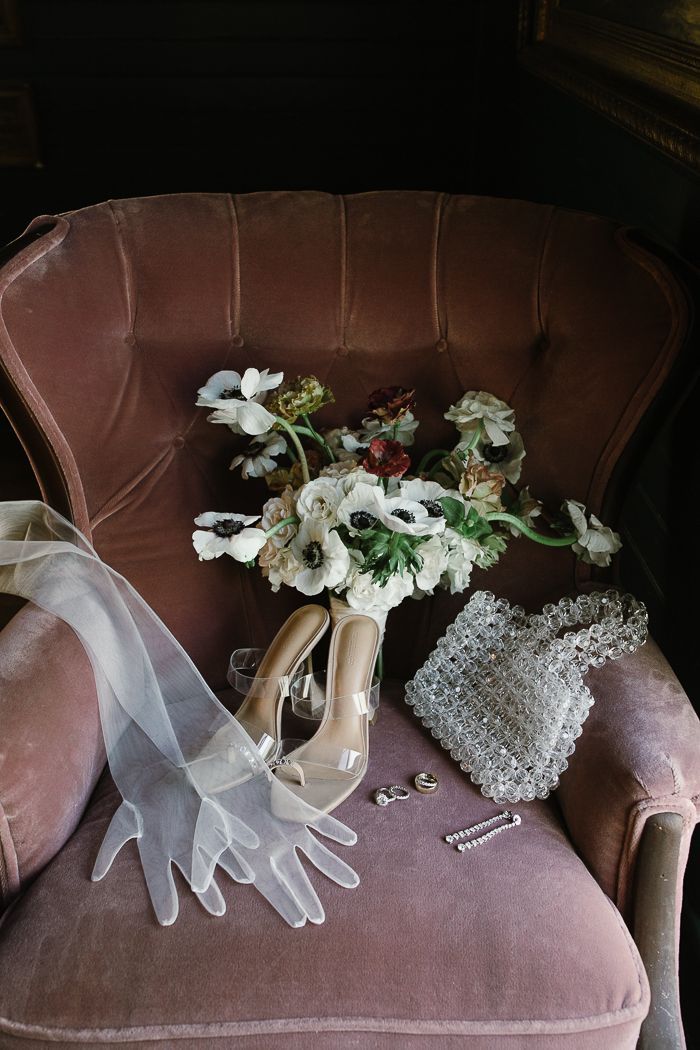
[302,541,324,570]
[483,442,509,463]
[349,511,377,530]
[393,509,415,523]
[219,386,242,400]
[420,499,444,518]
[212,518,245,537]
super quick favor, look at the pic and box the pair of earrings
[445,809,521,852]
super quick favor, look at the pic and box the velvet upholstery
[0,686,648,1050]
[0,191,698,1048]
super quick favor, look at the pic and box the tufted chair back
[0,191,686,686]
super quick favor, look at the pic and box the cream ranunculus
[459,460,505,517]
[290,520,350,595]
[192,512,267,563]
[294,477,342,527]
[265,545,303,592]
[445,391,515,446]
[229,432,287,479]
[318,456,362,479]
[258,487,298,569]
[564,500,622,567]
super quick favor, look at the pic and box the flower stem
[301,414,336,463]
[417,448,451,474]
[464,420,483,452]
[485,512,577,547]
[375,645,384,682]
[275,417,310,483]
[264,515,299,539]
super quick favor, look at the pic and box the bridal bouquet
[191,368,621,619]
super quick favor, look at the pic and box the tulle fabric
[0,501,358,927]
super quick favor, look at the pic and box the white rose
[414,535,448,594]
[295,477,342,527]
[344,569,414,613]
[442,530,481,594]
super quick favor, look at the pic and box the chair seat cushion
[0,683,649,1050]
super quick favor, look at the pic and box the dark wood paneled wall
[0,0,517,246]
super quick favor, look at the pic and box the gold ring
[414,772,439,794]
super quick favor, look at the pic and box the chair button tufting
[436,338,448,353]
[337,345,349,357]
[173,436,185,449]
[231,333,245,348]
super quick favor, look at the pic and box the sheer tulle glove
[90,708,258,926]
[1,500,360,929]
[192,770,359,928]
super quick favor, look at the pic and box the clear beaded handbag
[405,590,648,804]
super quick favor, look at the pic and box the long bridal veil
[0,501,358,927]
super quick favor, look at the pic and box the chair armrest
[555,635,700,918]
[0,604,104,905]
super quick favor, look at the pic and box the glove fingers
[138,840,179,926]
[191,798,236,891]
[272,850,325,925]
[308,811,358,847]
[195,876,227,916]
[252,870,309,929]
[217,847,255,885]
[299,835,360,889]
[91,801,140,881]
[226,813,259,850]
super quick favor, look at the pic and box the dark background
[1,0,698,1040]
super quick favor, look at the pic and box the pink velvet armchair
[0,191,698,1050]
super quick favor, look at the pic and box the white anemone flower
[379,495,446,536]
[229,432,287,479]
[399,478,462,523]
[336,482,387,535]
[465,430,526,484]
[295,477,342,527]
[192,512,267,563]
[290,520,350,595]
[444,391,515,446]
[564,500,622,567]
[197,367,283,436]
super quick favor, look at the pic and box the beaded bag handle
[405,589,648,805]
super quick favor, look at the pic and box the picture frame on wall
[0,0,20,45]
[518,0,700,173]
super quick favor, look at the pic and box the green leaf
[440,496,465,528]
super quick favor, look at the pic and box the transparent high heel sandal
[227,604,330,762]
[273,614,381,813]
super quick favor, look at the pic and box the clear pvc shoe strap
[0,501,358,926]
[282,671,379,777]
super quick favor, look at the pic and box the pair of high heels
[228,606,381,814]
